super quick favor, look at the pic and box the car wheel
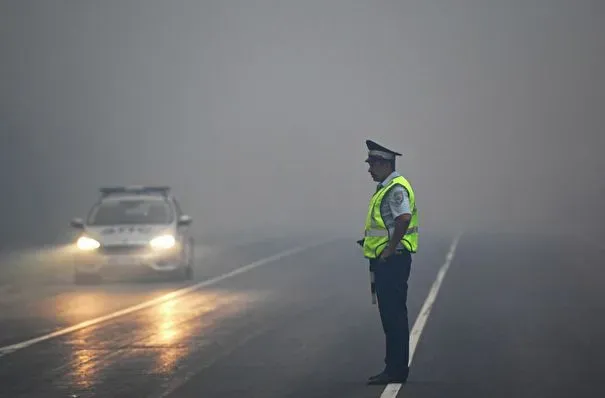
[169,266,192,282]
[173,243,194,281]
[184,263,194,280]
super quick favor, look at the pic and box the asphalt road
[0,231,603,397]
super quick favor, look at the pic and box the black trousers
[370,251,412,378]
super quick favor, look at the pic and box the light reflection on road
[61,289,268,390]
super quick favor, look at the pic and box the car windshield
[87,199,173,226]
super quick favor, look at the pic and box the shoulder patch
[393,189,404,205]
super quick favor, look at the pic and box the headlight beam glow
[150,235,176,250]
[76,236,100,251]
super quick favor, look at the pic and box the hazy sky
[1,0,603,248]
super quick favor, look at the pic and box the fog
[1,0,603,250]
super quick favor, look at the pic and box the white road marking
[379,233,463,398]
[0,241,327,358]
[380,383,403,398]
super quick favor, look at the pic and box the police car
[69,186,195,284]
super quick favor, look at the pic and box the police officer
[361,139,419,385]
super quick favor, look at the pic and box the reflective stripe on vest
[362,175,419,258]
[365,226,419,237]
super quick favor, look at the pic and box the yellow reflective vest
[363,175,418,259]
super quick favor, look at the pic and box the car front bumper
[74,244,184,274]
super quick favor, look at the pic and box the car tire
[186,242,194,280]
[184,264,194,280]
[173,242,194,281]
[170,265,192,282]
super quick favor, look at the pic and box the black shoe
[368,369,387,380]
[367,371,407,385]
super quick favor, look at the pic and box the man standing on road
[361,139,419,385]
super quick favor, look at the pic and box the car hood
[83,225,174,245]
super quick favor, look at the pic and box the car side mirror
[177,215,192,226]
[70,218,85,229]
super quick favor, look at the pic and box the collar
[379,171,400,187]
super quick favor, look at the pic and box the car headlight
[150,235,176,250]
[76,236,100,250]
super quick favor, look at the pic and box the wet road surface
[0,232,603,397]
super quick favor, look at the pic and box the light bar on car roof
[99,186,171,197]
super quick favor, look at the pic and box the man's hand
[380,214,411,262]
[379,245,396,261]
